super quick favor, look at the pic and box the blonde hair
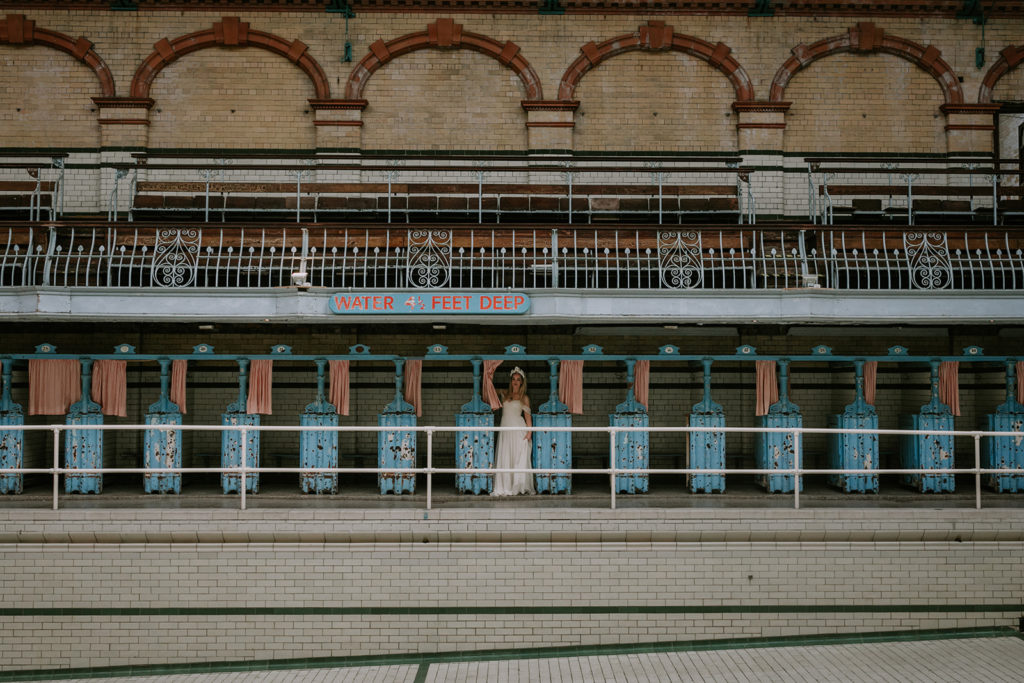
[506,369,527,401]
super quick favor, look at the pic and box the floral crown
[509,366,525,379]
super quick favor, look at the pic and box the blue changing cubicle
[828,360,879,493]
[689,359,725,494]
[610,360,649,494]
[755,359,803,494]
[299,359,339,494]
[899,360,955,493]
[378,359,417,494]
[984,360,1024,493]
[0,341,1020,497]
[534,358,572,494]
[455,359,494,495]
[0,358,24,494]
[144,359,183,494]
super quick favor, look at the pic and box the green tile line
[412,662,431,683]
[1,604,1020,617]
[0,626,1016,682]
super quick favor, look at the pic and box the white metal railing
[1,423,1021,512]
[2,225,1022,291]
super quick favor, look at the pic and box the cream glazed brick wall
[3,12,1022,156]
[360,50,527,152]
[572,50,737,153]
[0,508,1021,671]
[782,51,947,155]
[147,48,315,151]
[0,43,100,150]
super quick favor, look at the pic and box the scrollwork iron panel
[407,229,451,289]
[151,228,200,288]
[658,231,702,289]
[905,232,952,290]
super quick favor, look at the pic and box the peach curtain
[864,361,877,406]
[404,360,422,417]
[559,360,584,415]
[939,361,960,416]
[633,360,649,409]
[329,360,350,416]
[1018,361,1024,405]
[171,360,187,414]
[91,360,127,417]
[246,360,273,415]
[482,360,503,409]
[755,361,778,416]
[28,359,80,415]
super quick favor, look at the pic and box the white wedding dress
[491,399,535,496]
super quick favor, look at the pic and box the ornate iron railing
[1,224,1022,291]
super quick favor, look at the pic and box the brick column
[941,104,1001,155]
[522,101,579,153]
[733,101,791,219]
[310,99,367,151]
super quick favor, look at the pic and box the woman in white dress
[491,367,535,496]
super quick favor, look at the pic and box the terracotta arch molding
[0,14,115,97]
[130,17,329,99]
[979,45,1024,103]
[770,22,963,105]
[344,18,543,101]
[557,21,754,102]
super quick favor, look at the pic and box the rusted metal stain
[828,413,879,493]
[65,410,103,494]
[984,366,1024,493]
[899,412,955,493]
[221,412,259,494]
[0,359,22,494]
[985,414,1024,493]
[378,412,416,494]
[455,412,493,495]
[0,421,23,494]
[611,404,648,494]
[144,412,182,494]
[300,411,338,494]
[533,412,571,494]
[689,360,725,493]
[756,412,803,493]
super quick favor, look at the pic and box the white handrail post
[974,433,982,510]
[793,428,801,510]
[240,426,247,511]
[52,427,60,511]
[609,428,617,510]
[426,428,433,511]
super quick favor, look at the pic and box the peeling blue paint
[828,360,879,493]
[610,360,648,494]
[65,359,103,494]
[984,361,1024,493]
[221,359,259,494]
[900,361,955,493]
[300,359,339,495]
[144,359,182,494]
[534,359,571,494]
[379,359,416,494]
[689,359,725,494]
[0,359,23,494]
[755,360,803,493]
[455,360,494,495]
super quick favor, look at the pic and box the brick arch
[130,17,329,99]
[557,21,754,102]
[979,45,1024,103]
[344,19,542,101]
[0,14,115,97]
[770,22,963,105]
